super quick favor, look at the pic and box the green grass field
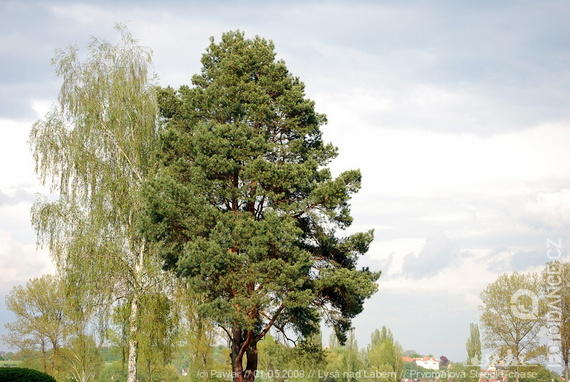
[0,360,22,367]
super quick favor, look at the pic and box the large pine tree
[143,31,380,382]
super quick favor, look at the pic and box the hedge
[0,367,57,382]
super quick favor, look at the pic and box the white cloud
[403,232,459,276]
[351,248,498,359]
[381,234,499,287]
[524,189,570,229]
[31,99,53,118]
[46,3,113,26]
[0,118,38,189]
[326,122,570,233]
[0,229,54,293]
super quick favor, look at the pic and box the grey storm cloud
[0,189,35,207]
[400,231,460,279]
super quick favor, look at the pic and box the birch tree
[175,283,220,382]
[137,292,179,382]
[29,24,162,382]
[61,334,104,382]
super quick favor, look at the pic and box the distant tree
[402,361,433,381]
[61,272,105,382]
[98,361,127,382]
[480,272,546,382]
[464,323,481,382]
[0,351,14,361]
[137,292,179,382]
[439,355,449,369]
[292,333,328,382]
[257,332,326,382]
[342,331,363,382]
[142,30,380,382]
[367,327,404,382]
[507,363,559,382]
[405,350,422,358]
[61,334,104,382]
[257,334,291,382]
[370,327,392,347]
[3,275,67,377]
[445,362,474,382]
[466,323,481,365]
[324,332,345,381]
[175,283,220,382]
[29,24,165,382]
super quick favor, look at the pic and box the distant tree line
[5,260,568,382]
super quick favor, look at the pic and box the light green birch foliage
[174,282,220,382]
[61,334,104,382]
[29,24,163,382]
[137,292,179,382]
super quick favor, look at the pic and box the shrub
[0,367,57,382]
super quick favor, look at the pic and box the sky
[1,0,570,365]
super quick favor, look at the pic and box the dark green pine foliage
[143,31,380,382]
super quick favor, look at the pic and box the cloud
[278,3,569,140]
[0,188,35,207]
[523,190,570,229]
[0,229,54,293]
[349,289,478,358]
[353,247,501,358]
[0,3,68,119]
[0,119,41,189]
[46,3,113,25]
[400,231,460,278]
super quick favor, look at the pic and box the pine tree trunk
[231,327,244,382]
[244,343,258,382]
[230,327,258,382]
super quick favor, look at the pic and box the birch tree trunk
[128,295,139,382]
